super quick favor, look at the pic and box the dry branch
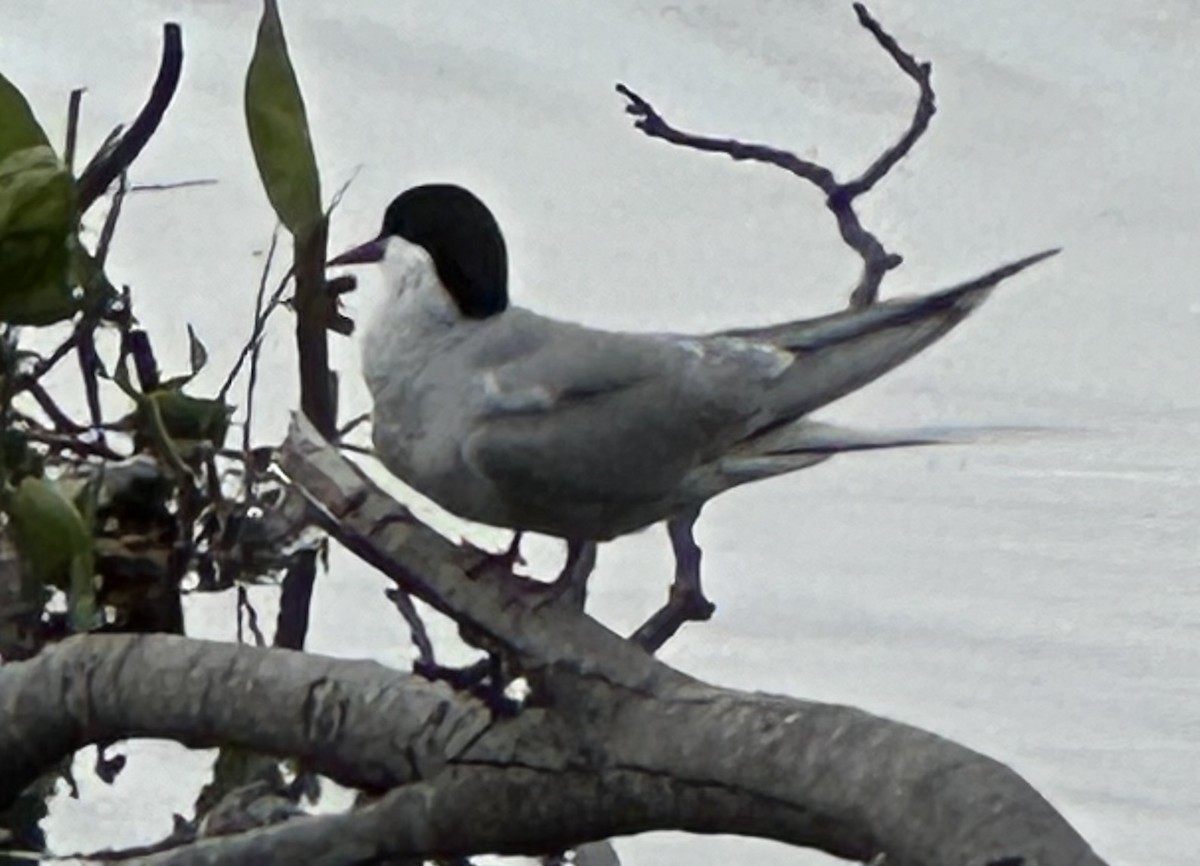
[0,625,1107,866]
[618,3,937,308]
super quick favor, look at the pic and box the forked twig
[617,3,936,308]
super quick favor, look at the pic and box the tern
[330,183,1055,633]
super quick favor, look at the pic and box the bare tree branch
[617,3,938,308]
[0,634,486,810]
[128,179,218,194]
[841,3,936,200]
[0,625,1108,866]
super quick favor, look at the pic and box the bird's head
[328,183,508,319]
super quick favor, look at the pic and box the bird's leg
[630,504,716,652]
[466,530,526,579]
[495,530,526,570]
[545,539,598,611]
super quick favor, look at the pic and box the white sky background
[3,1,1198,864]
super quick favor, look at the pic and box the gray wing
[461,315,788,506]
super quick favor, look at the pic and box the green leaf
[187,323,209,375]
[0,70,50,160]
[7,476,98,630]
[245,0,322,237]
[141,390,232,448]
[0,145,77,324]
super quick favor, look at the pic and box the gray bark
[0,415,1107,866]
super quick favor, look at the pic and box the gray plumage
[332,184,1056,604]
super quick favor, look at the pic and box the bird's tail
[723,249,1059,420]
[714,420,1033,486]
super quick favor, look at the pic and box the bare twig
[336,412,370,440]
[385,586,436,669]
[218,263,294,404]
[617,3,937,308]
[325,165,363,217]
[29,330,81,382]
[76,23,184,215]
[18,426,125,462]
[23,380,87,432]
[841,3,936,200]
[64,88,85,174]
[237,586,267,647]
[76,328,106,435]
[128,178,218,194]
[95,172,129,270]
[242,227,282,458]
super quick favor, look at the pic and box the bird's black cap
[329,184,508,318]
[380,184,508,319]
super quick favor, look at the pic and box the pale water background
[2,2,1197,863]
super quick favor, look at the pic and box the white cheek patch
[381,236,435,298]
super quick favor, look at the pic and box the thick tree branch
[273,416,1099,866]
[0,627,1107,866]
[617,3,937,308]
[0,634,488,809]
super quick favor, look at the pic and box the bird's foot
[466,531,526,580]
[534,540,597,612]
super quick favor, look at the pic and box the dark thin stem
[385,587,436,669]
[336,412,370,440]
[29,330,81,382]
[76,329,105,435]
[64,88,84,175]
[842,3,936,199]
[616,4,937,309]
[616,83,836,192]
[218,261,293,403]
[95,172,129,270]
[19,426,125,462]
[237,586,267,647]
[128,178,218,194]
[23,381,88,433]
[75,23,183,215]
[242,227,281,458]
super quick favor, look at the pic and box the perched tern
[330,183,1055,629]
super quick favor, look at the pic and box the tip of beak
[327,237,386,267]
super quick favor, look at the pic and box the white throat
[360,236,464,398]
